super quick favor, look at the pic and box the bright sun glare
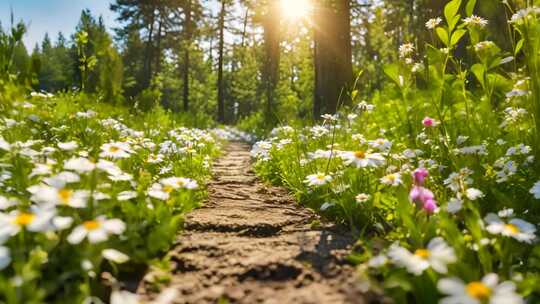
[280,0,313,21]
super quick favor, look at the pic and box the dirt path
[137,142,365,304]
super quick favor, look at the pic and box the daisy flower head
[463,15,488,27]
[380,172,402,186]
[341,150,385,168]
[304,173,332,187]
[27,184,89,208]
[388,237,456,275]
[426,17,442,29]
[355,193,371,204]
[100,142,132,159]
[0,209,54,243]
[368,138,392,152]
[57,141,78,151]
[67,216,126,244]
[438,273,523,304]
[148,183,173,200]
[484,213,536,244]
[64,157,96,173]
[160,177,199,190]
[399,43,415,58]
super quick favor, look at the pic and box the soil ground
[137,142,366,304]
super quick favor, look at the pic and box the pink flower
[410,186,434,203]
[413,168,429,185]
[423,199,437,213]
[422,117,438,127]
[410,185,438,213]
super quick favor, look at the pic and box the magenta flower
[413,168,429,185]
[410,185,438,214]
[423,199,437,213]
[422,117,438,127]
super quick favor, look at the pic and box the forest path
[137,142,365,304]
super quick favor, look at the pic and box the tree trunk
[313,0,353,118]
[143,8,155,89]
[217,0,226,123]
[155,18,162,76]
[183,0,192,112]
[262,1,280,125]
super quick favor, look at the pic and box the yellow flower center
[316,174,326,180]
[109,146,120,153]
[354,151,366,159]
[14,213,35,226]
[163,185,174,193]
[377,139,385,145]
[177,180,185,187]
[386,174,396,181]
[414,249,430,259]
[466,282,491,300]
[83,220,101,231]
[505,223,520,235]
[58,189,73,203]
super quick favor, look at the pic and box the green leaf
[515,38,524,55]
[471,63,486,88]
[450,29,467,46]
[448,14,461,31]
[466,0,477,16]
[444,0,462,24]
[436,27,449,46]
[383,63,400,85]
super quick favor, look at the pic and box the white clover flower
[438,273,523,304]
[64,157,95,173]
[380,173,402,186]
[57,141,78,151]
[484,213,536,243]
[67,216,126,244]
[388,237,456,275]
[340,150,385,168]
[304,173,332,187]
[426,17,442,29]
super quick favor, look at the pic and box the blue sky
[0,0,118,50]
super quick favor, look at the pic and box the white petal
[67,226,88,244]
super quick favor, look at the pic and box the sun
[280,0,313,21]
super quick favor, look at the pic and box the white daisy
[388,237,456,275]
[67,216,126,244]
[160,177,199,190]
[0,209,54,243]
[438,273,523,304]
[466,188,484,201]
[426,17,442,29]
[341,150,385,168]
[57,141,78,151]
[304,173,332,187]
[355,193,371,203]
[27,184,89,208]
[100,142,132,159]
[368,138,392,151]
[64,157,95,173]
[484,213,536,243]
[380,173,402,186]
[117,191,138,201]
[148,183,173,200]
